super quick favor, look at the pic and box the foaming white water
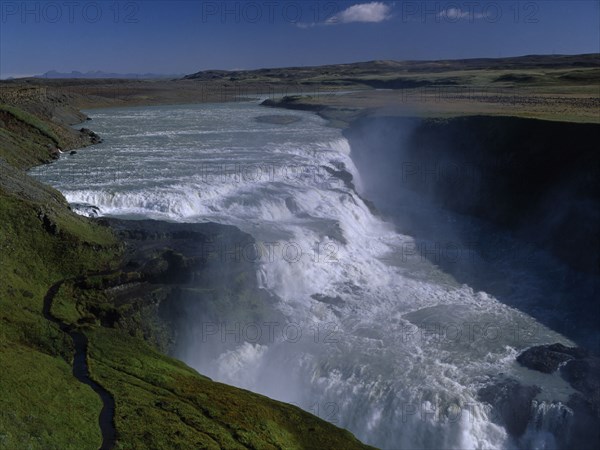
[30,103,576,449]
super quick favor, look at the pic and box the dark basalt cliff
[344,115,600,275]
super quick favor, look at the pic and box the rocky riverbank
[478,343,600,449]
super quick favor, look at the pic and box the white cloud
[437,7,488,21]
[326,2,393,25]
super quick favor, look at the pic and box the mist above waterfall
[344,115,600,349]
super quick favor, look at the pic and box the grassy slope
[89,327,364,450]
[0,105,59,169]
[0,105,373,449]
[0,178,120,449]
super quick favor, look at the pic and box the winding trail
[43,279,117,450]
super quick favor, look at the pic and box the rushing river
[31,102,579,449]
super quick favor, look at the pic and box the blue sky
[1,1,598,78]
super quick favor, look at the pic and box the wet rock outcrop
[517,343,588,373]
[478,377,541,437]
[514,343,600,448]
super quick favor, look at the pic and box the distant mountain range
[35,70,184,79]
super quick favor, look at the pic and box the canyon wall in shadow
[345,115,599,348]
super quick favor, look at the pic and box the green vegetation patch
[0,104,60,143]
[0,345,103,450]
[87,327,372,450]
[0,162,121,449]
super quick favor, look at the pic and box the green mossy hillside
[0,102,95,169]
[0,160,121,449]
[87,327,368,450]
